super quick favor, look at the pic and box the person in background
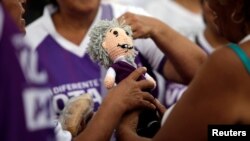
[117,0,250,140]
[145,0,205,41]
[2,0,26,32]
[159,0,230,108]
[103,0,204,41]
[102,0,151,9]
[0,0,55,140]
[145,0,205,108]
[195,0,229,54]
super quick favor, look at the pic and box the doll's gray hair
[87,19,133,68]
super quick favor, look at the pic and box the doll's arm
[104,67,116,89]
[145,73,156,89]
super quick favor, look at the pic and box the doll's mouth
[117,44,134,53]
[117,43,134,50]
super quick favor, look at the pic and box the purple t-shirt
[0,5,55,141]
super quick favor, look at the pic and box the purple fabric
[111,61,155,95]
[37,36,101,113]
[101,4,113,20]
[0,6,55,141]
[111,61,146,83]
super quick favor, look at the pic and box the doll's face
[102,27,134,61]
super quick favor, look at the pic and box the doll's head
[88,19,137,68]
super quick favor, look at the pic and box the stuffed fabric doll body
[102,27,156,88]
[88,19,160,137]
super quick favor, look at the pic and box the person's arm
[120,12,207,84]
[117,47,244,141]
[117,111,151,141]
[74,67,157,141]
[153,47,246,140]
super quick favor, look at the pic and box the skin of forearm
[74,100,124,141]
[150,19,207,82]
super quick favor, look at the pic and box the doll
[88,19,161,137]
[87,19,156,88]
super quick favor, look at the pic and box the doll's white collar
[114,56,131,65]
[114,56,126,63]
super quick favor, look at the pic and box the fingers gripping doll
[88,19,161,137]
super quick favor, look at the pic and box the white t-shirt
[102,0,153,9]
[105,0,207,59]
[145,0,205,41]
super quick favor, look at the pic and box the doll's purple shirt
[111,61,146,83]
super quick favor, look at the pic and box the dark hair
[244,0,250,22]
[50,0,58,6]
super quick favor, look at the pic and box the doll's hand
[104,68,116,89]
[104,76,115,89]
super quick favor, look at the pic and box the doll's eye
[126,31,129,36]
[113,31,118,37]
